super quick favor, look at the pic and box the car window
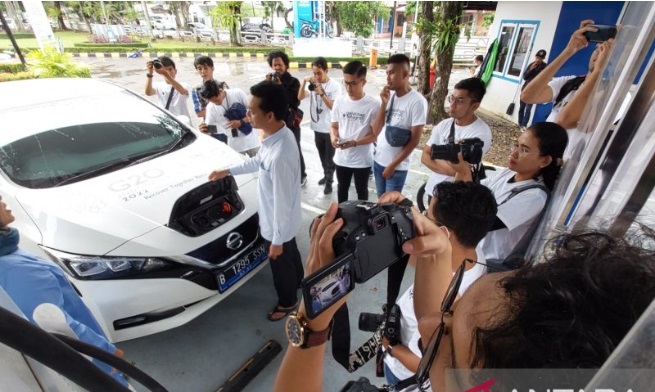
[0,92,195,189]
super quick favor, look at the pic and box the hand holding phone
[336,139,348,147]
[584,25,617,43]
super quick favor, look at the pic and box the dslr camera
[302,201,414,319]
[269,72,280,83]
[308,81,316,91]
[152,58,163,70]
[359,304,402,345]
[431,137,484,164]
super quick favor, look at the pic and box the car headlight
[43,248,177,280]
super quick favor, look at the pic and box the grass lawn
[1,30,266,52]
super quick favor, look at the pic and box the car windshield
[0,90,195,189]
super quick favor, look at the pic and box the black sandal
[267,304,295,322]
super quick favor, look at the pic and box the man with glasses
[421,77,492,199]
[380,182,497,391]
[329,61,380,203]
[298,57,342,194]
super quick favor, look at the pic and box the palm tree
[210,1,243,46]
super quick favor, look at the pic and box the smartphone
[301,253,355,319]
[336,139,348,147]
[206,124,218,134]
[584,25,617,43]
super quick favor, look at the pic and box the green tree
[483,12,495,28]
[332,2,385,38]
[27,46,91,78]
[428,1,465,123]
[261,1,285,32]
[210,1,243,46]
[415,1,435,96]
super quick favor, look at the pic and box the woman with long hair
[452,121,569,261]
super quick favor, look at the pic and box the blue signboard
[294,1,314,37]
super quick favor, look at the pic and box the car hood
[16,137,255,255]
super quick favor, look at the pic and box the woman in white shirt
[452,122,568,262]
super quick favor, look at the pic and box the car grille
[187,213,261,265]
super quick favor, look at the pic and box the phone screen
[301,253,355,319]
[207,125,218,134]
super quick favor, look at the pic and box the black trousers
[336,165,371,203]
[290,125,307,179]
[314,131,335,184]
[266,238,304,307]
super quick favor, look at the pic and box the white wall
[481,1,563,120]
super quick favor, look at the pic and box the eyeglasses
[343,79,363,87]
[415,259,467,391]
[509,140,539,156]
[447,95,475,105]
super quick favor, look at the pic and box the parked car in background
[240,22,273,34]
[0,79,268,343]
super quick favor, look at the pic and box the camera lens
[153,59,162,69]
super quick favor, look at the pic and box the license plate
[217,243,267,293]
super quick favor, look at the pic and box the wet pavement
[71,56,473,392]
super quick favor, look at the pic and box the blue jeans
[518,100,533,127]
[374,162,408,197]
[384,363,401,389]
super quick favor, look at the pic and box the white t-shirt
[480,168,548,261]
[384,252,487,385]
[374,89,428,171]
[424,117,492,196]
[153,81,192,119]
[205,88,261,154]
[331,94,380,168]
[546,75,585,161]
[305,79,342,133]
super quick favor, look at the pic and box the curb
[71,52,348,69]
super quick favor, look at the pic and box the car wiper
[53,158,133,187]
[126,128,192,167]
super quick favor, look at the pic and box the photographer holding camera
[266,50,308,186]
[451,122,568,263]
[380,182,497,391]
[298,57,342,194]
[274,194,655,392]
[145,56,191,119]
[520,20,615,160]
[421,78,491,199]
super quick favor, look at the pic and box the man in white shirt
[371,54,428,197]
[145,56,191,119]
[521,19,614,160]
[422,77,492,200]
[208,81,303,322]
[330,61,380,203]
[298,57,342,194]
[198,79,261,157]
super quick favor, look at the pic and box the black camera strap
[164,86,175,110]
[448,118,456,144]
[385,94,395,125]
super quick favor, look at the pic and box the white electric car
[0,78,267,342]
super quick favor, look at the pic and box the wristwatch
[285,313,333,349]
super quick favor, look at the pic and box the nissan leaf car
[0,78,267,342]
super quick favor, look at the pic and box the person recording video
[273,195,655,392]
[381,182,497,391]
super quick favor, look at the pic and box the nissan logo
[226,232,244,250]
